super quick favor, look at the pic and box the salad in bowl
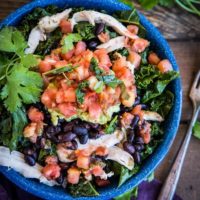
[0,3,179,198]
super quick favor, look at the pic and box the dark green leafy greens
[68,179,99,197]
[74,22,95,40]
[193,121,200,139]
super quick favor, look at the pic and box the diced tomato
[112,57,126,72]
[55,60,68,68]
[98,32,110,43]
[88,102,102,119]
[120,112,134,127]
[157,59,173,73]
[56,89,64,104]
[131,104,144,120]
[127,25,139,35]
[58,103,77,118]
[95,146,109,156]
[75,41,87,56]
[75,149,94,157]
[67,167,81,184]
[63,87,76,103]
[39,60,52,73]
[92,165,104,177]
[77,155,90,169]
[61,49,75,60]
[45,155,58,165]
[82,50,94,63]
[94,49,112,68]
[59,19,72,34]
[132,38,149,53]
[27,107,44,122]
[41,87,57,108]
[76,65,90,81]
[148,52,160,65]
[87,76,99,90]
[128,51,141,69]
[23,122,37,138]
[42,164,61,180]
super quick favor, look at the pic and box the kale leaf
[105,115,118,134]
[68,179,99,197]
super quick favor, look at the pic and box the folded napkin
[0,173,182,200]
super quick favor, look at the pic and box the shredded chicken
[38,8,72,32]
[25,27,46,54]
[0,146,57,186]
[97,36,125,53]
[70,10,138,39]
[143,111,164,122]
[106,146,134,170]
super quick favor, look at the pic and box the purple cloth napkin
[0,173,182,200]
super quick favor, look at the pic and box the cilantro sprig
[0,27,43,113]
[76,80,89,104]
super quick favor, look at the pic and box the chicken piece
[97,36,125,53]
[70,11,138,39]
[143,111,164,122]
[0,146,57,186]
[106,146,134,170]
[25,27,46,54]
[38,8,72,33]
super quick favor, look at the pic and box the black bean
[89,131,101,139]
[58,132,76,142]
[63,122,74,132]
[46,126,56,134]
[134,144,144,152]
[87,39,99,50]
[23,147,35,156]
[95,23,105,35]
[135,136,144,144]
[88,122,99,129]
[54,126,62,134]
[39,138,46,149]
[73,126,88,136]
[24,155,36,166]
[131,115,140,129]
[133,152,141,164]
[127,129,135,143]
[59,163,69,170]
[140,104,148,110]
[123,141,135,154]
[51,136,59,143]
[79,134,89,144]
[56,174,64,184]
[133,96,141,106]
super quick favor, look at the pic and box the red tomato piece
[92,165,104,177]
[63,87,76,103]
[42,164,61,180]
[41,88,57,108]
[61,49,75,60]
[157,59,173,73]
[55,60,68,68]
[120,112,134,127]
[77,155,90,169]
[27,107,44,122]
[128,51,141,69]
[148,52,160,65]
[39,60,52,73]
[75,41,87,56]
[132,38,149,53]
[58,103,77,118]
[59,19,72,34]
[127,25,139,35]
[95,146,109,157]
[67,167,81,184]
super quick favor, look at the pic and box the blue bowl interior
[0,0,182,200]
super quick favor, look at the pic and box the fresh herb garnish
[193,121,200,139]
[61,33,82,53]
[43,65,77,75]
[76,80,89,104]
[105,115,118,134]
[97,75,122,88]
[0,27,43,112]
[90,57,104,75]
[94,81,104,93]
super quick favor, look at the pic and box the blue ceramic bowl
[0,0,182,199]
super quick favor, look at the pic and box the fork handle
[157,106,200,200]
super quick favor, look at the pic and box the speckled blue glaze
[0,0,182,199]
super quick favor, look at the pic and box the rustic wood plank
[134,2,200,40]
[155,124,200,200]
[0,0,200,40]
[169,41,200,122]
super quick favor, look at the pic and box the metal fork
[157,70,200,200]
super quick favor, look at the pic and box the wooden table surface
[0,1,200,200]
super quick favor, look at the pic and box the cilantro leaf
[90,57,104,75]
[94,81,104,93]
[1,65,43,112]
[193,121,200,139]
[76,80,89,104]
[0,27,27,56]
[43,65,77,75]
[97,75,122,88]
[61,33,82,53]
[20,54,39,68]
[105,115,118,134]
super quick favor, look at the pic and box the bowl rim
[0,0,182,199]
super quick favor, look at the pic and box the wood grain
[0,0,200,40]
